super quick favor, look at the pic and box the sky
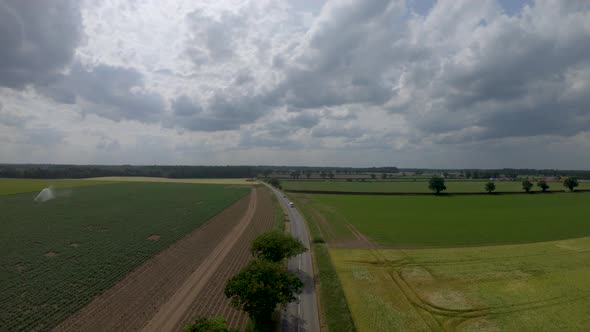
[1,0,589,168]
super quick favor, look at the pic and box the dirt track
[179,186,274,330]
[54,187,273,332]
[143,188,258,331]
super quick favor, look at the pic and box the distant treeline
[429,168,590,179]
[0,164,256,179]
[1,164,589,180]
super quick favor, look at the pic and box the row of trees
[184,231,307,332]
[429,176,581,194]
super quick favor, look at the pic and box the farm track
[143,187,273,331]
[54,189,256,332]
[179,187,275,330]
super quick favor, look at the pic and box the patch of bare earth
[146,235,160,241]
[15,263,28,271]
[54,190,254,332]
[69,243,80,248]
[45,251,59,258]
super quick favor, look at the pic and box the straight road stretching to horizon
[264,183,320,332]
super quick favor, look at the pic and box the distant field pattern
[86,176,255,185]
[0,182,249,331]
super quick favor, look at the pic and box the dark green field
[0,182,249,331]
[283,179,590,193]
[292,192,590,247]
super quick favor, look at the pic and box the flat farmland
[283,179,590,193]
[292,193,590,247]
[0,178,117,195]
[292,191,590,331]
[330,238,590,331]
[86,176,255,185]
[0,181,249,331]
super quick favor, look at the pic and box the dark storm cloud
[170,94,270,131]
[40,63,165,123]
[0,0,82,88]
[311,125,365,138]
[287,111,320,129]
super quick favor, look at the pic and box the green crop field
[0,182,249,331]
[0,178,117,195]
[292,193,590,247]
[330,238,590,331]
[283,179,590,193]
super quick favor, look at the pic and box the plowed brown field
[54,187,274,332]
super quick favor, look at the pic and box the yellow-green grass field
[283,180,590,193]
[86,176,256,185]
[331,238,590,331]
[0,178,118,195]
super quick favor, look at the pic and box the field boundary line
[142,188,258,332]
[285,189,590,196]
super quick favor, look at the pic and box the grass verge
[271,193,285,232]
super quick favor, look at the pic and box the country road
[263,183,320,332]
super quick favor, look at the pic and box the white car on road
[289,202,294,207]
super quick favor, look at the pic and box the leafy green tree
[428,176,447,194]
[537,180,550,192]
[563,177,579,192]
[485,182,496,193]
[522,179,533,192]
[320,171,327,179]
[381,173,388,180]
[183,317,237,332]
[305,171,312,179]
[370,173,377,180]
[268,178,281,189]
[225,260,303,331]
[328,171,335,179]
[251,231,307,263]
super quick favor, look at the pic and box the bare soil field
[54,187,273,332]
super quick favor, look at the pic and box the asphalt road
[264,183,320,332]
